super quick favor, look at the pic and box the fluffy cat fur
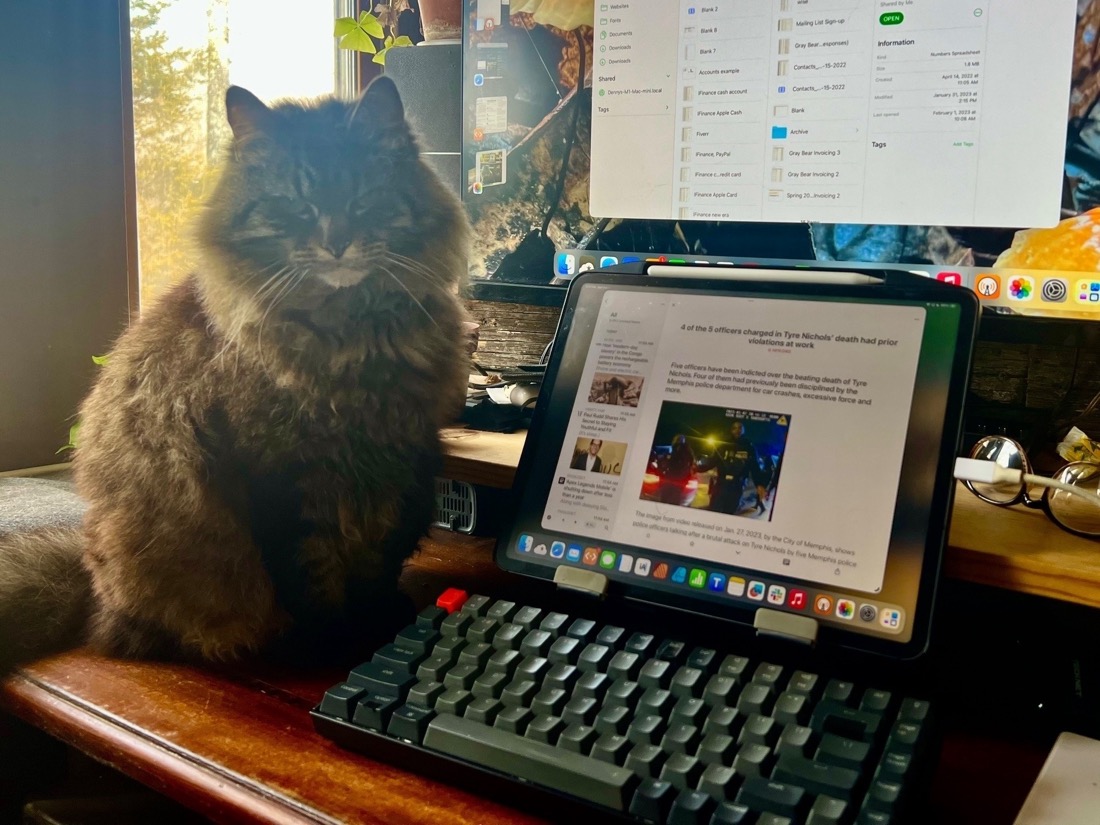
[0,77,470,674]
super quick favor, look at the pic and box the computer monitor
[462,0,1100,322]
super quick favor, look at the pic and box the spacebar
[422,714,637,810]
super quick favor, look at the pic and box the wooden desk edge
[2,673,332,825]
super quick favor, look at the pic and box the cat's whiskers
[256,266,309,375]
[380,251,448,289]
[376,264,442,333]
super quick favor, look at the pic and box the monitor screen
[462,0,1100,320]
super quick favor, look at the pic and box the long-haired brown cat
[0,77,469,673]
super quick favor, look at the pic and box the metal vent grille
[433,478,477,534]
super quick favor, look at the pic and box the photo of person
[569,437,627,476]
[588,373,644,407]
[640,402,791,522]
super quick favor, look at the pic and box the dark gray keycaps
[810,701,882,742]
[443,663,479,692]
[432,635,466,662]
[687,647,718,673]
[860,689,892,713]
[485,648,521,676]
[595,704,631,735]
[493,705,533,735]
[736,683,775,716]
[512,605,542,631]
[788,671,820,696]
[671,666,705,698]
[775,723,815,758]
[816,733,871,769]
[667,788,715,825]
[567,618,597,642]
[807,795,849,825]
[704,706,742,738]
[607,650,643,681]
[460,594,491,617]
[660,722,700,755]
[697,763,739,800]
[697,732,736,766]
[625,742,668,778]
[627,714,666,745]
[864,779,903,815]
[530,686,568,717]
[539,611,570,636]
[466,617,499,645]
[416,605,448,629]
[407,679,445,709]
[656,639,687,665]
[549,635,582,665]
[348,662,416,699]
[559,723,598,754]
[877,750,912,781]
[563,695,599,726]
[352,693,399,731]
[501,678,537,707]
[578,643,612,673]
[703,675,739,708]
[639,686,674,716]
[660,753,703,790]
[525,713,565,745]
[773,754,860,800]
[424,713,637,809]
[463,696,502,725]
[486,599,518,623]
[625,632,656,655]
[387,704,435,743]
[574,671,610,702]
[440,611,473,638]
[416,655,451,683]
[606,679,642,708]
[628,778,677,822]
[491,623,524,651]
[899,698,930,723]
[639,658,673,689]
[545,663,580,693]
[592,733,632,765]
[458,642,492,669]
[737,713,778,748]
[471,669,509,700]
[395,624,439,654]
[887,721,922,753]
[718,655,751,682]
[597,625,627,649]
[822,679,855,704]
[774,691,810,726]
[520,629,553,658]
[515,655,550,682]
[372,643,427,673]
[671,696,707,728]
[711,802,752,824]
[752,662,784,687]
[319,683,366,720]
[435,688,473,716]
[731,743,773,778]
[736,775,807,820]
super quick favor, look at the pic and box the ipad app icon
[747,581,766,600]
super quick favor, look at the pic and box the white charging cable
[954,458,1100,508]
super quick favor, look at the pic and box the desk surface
[440,427,1100,609]
[2,530,1048,825]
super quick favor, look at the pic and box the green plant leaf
[393,35,414,47]
[91,354,109,365]
[339,27,378,53]
[373,47,389,64]
[57,421,80,454]
[334,16,358,36]
[358,11,384,37]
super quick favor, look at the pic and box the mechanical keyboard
[312,589,933,824]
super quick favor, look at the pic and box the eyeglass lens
[968,436,1027,504]
[1047,462,1100,536]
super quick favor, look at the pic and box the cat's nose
[324,239,350,259]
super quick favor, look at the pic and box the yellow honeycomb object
[995,208,1100,271]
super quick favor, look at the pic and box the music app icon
[787,589,807,610]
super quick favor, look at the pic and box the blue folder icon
[771,126,788,139]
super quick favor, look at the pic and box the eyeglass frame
[962,434,1100,540]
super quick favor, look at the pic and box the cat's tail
[0,527,92,676]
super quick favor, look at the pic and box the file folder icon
[772,126,789,139]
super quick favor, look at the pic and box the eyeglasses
[962,435,1100,538]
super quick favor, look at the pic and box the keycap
[667,789,715,825]
[731,743,773,778]
[775,724,815,758]
[856,810,892,825]
[458,642,493,668]
[697,763,739,799]
[773,689,810,726]
[629,778,677,822]
[592,732,632,765]
[530,686,568,717]
[501,678,537,707]
[467,617,499,645]
[687,647,718,673]
[864,779,903,815]
[627,714,666,745]
[735,775,808,820]
[416,605,448,629]
[512,606,542,631]
[625,632,656,655]
[807,795,849,825]
[443,663,479,692]
[816,733,871,769]
[545,663,580,693]
[810,701,882,742]
[539,612,570,636]
[671,666,705,698]
[718,655,751,681]
[877,751,912,781]
[348,662,417,698]
[607,650,643,681]
[697,732,736,766]
[435,588,467,613]
[596,625,627,648]
[486,599,518,623]
[574,671,610,702]
[435,688,472,716]
[703,706,742,738]
[736,683,775,717]
[887,721,922,753]
[319,683,365,720]
[460,594,491,617]
[738,713,778,748]
[559,723,598,755]
[387,704,435,743]
[639,659,673,689]
[525,714,565,745]
[395,624,440,654]
[493,705,533,735]
[660,753,703,790]
[787,671,820,696]
[424,714,638,809]
[471,670,508,700]
[514,656,550,682]
[753,662,784,687]
[567,618,598,642]
[432,635,466,662]
[661,723,701,754]
[859,688,892,714]
[671,696,707,727]
[899,698,930,723]
[549,635,581,665]
[758,814,795,825]
[578,643,612,673]
[351,693,399,730]
[822,679,855,704]
[606,679,642,708]
[520,629,553,658]
[416,656,451,683]
[639,686,674,716]
[491,623,525,651]
[485,648,520,676]
[372,643,427,673]
[711,801,753,824]
[463,696,502,725]
[407,679,445,709]
[773,754,860,800]
[656,639,688,665]
[440,611,473,638]
[595,704,631,736]
[703,675,739,707]
[562,695,599,726]
[625,743,667,778]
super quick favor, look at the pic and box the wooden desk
[1,531,1049,825]
[439,427,1100,609]
[0,427,1080,824]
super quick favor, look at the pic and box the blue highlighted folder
[771,126,788,139]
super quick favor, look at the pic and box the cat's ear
[225,86,274,139]
[349,75,406,135]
